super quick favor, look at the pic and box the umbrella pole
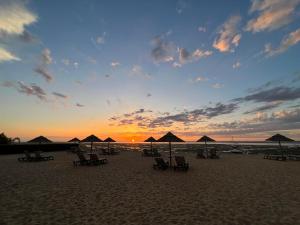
[151,142,153,154]
[91,141,93,152]
[205,140,208,158]
[169,142,172,167]
[279,140,283,157]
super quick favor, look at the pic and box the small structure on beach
[144,136,156,153]
[266,134,294,156]
[157,132,184,167]
[28,136,52,144]
[81,135,102,151]
[104,137,116,150]
[68,137,80,143]
[197,135,216,158]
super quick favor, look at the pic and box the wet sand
[0,151,299,225]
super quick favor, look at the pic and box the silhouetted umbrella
[104,137,116,150]
[68,137,80,143]
[266,134,294,156]
[28,136,52,144]
[157,132,184,167]
[197,135,216,158]
[144,136,156,153]
[81,135,102,151]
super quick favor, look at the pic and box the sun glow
[131,138,135,142]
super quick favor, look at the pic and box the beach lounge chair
[73,152,91,166]
[196,149,206,159]
[152,149,161,157]
[18,151,35,162]
[110,148,120,155]
[101,148,110,155]
[153,157,169,170]
[174,156,189,171]
[89,153,108,165]
[209,148,219,159]
[287,155,300,161]
[34,151,54,161]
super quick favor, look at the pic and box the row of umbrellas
[28,133,294,164]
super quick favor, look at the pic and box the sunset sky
[1,0,300,142]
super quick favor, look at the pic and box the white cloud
[0,47,20,62]
[73,62,79,68]
[232,61,241,69]
[41,48,52,65]
[198,26,206,32]
[0,0,37,35]
[96,32,106,44]
[179,48,212,64]
[212,83,223,89]
[213,15,242,52]
[191,76,208,83]
[172,62,182,68]
[61,59,70,66]
[246,0,300,33]
[111,61,120,67]
[130,65,151,79]
[265,28,300,56]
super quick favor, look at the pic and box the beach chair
[152,149,161,157]
[34,151,54,161]
[209,148,219,159]
[287,155,300,161]
[101,148,110,155]
[89,153,108,165]
[153,157,169,170]
[110,148,120,155]
[18,151,35,162]
[73,152,91,166]
[174,156,189,171]
[196,149,206,159]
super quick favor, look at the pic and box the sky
[0,0,300,142]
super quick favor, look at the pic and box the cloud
[147,93,152,97]
[34,66,53,83]
[76,103,84,107]
[245,0,300,33]
[212,83,223,89]
[190,76,208,83]
[232,61,241,69]
[73,62,79,68]
[151,35,175,63]
[172,62,182,68]
[0,0,37,35]
[264,28,300,56]
[244,102,282,114]
[198,26,206,32]
[61,59,70,66]
[19,30,37,43]
[213,15,242,52]
[6,81,47,101]
[178,48,212,64]
[96,32,106,44]
[234,86,300,103]
[110,103,238,128]
[52,92,68,99]
[111,61,120,67]
[0,47,20,62]
[41,48,52,65]
[130,65,151,79]
[176,0,188,14]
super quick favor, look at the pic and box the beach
[0,150,299,225]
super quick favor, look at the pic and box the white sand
[0,151,299,225]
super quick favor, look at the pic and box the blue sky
[0,0,300,141]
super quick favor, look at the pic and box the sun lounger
[73,152,91,166]
[288,155,300,161]
[142,149,161,157]
[101,148,110,155]
[18,151,35,162]
[209,148,219,159]
[196,149,206,159]
[264,154,287,161]
[174,156,189,171]
[109,148,120,155]
[153,157,169,170]
[34,151,54,161]
[89,153,108,165]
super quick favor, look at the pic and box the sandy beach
[0,150,299,225]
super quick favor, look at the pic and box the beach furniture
[73,152,91,166]
[18,151,35,162]
[109,148,120,155]
[34,151,54,161]
[89,153,108,165]
[197,135,216,158]
[287,155,300,161]
[209,148,219,159]
[174,156,189,171]
[264,153,286,161]
[101,148,110,155]
[196,149,206,159]
[153,157,169,170]
[142,149,161,157]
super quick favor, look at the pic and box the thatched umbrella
[144,136,156,153]
[197,135,216,158]
[157,132,184,167]
[28,136,52,144]
[266,134,294,156]
[104,137,116,151]
[68,137,80,143]
[81,135,102,151]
